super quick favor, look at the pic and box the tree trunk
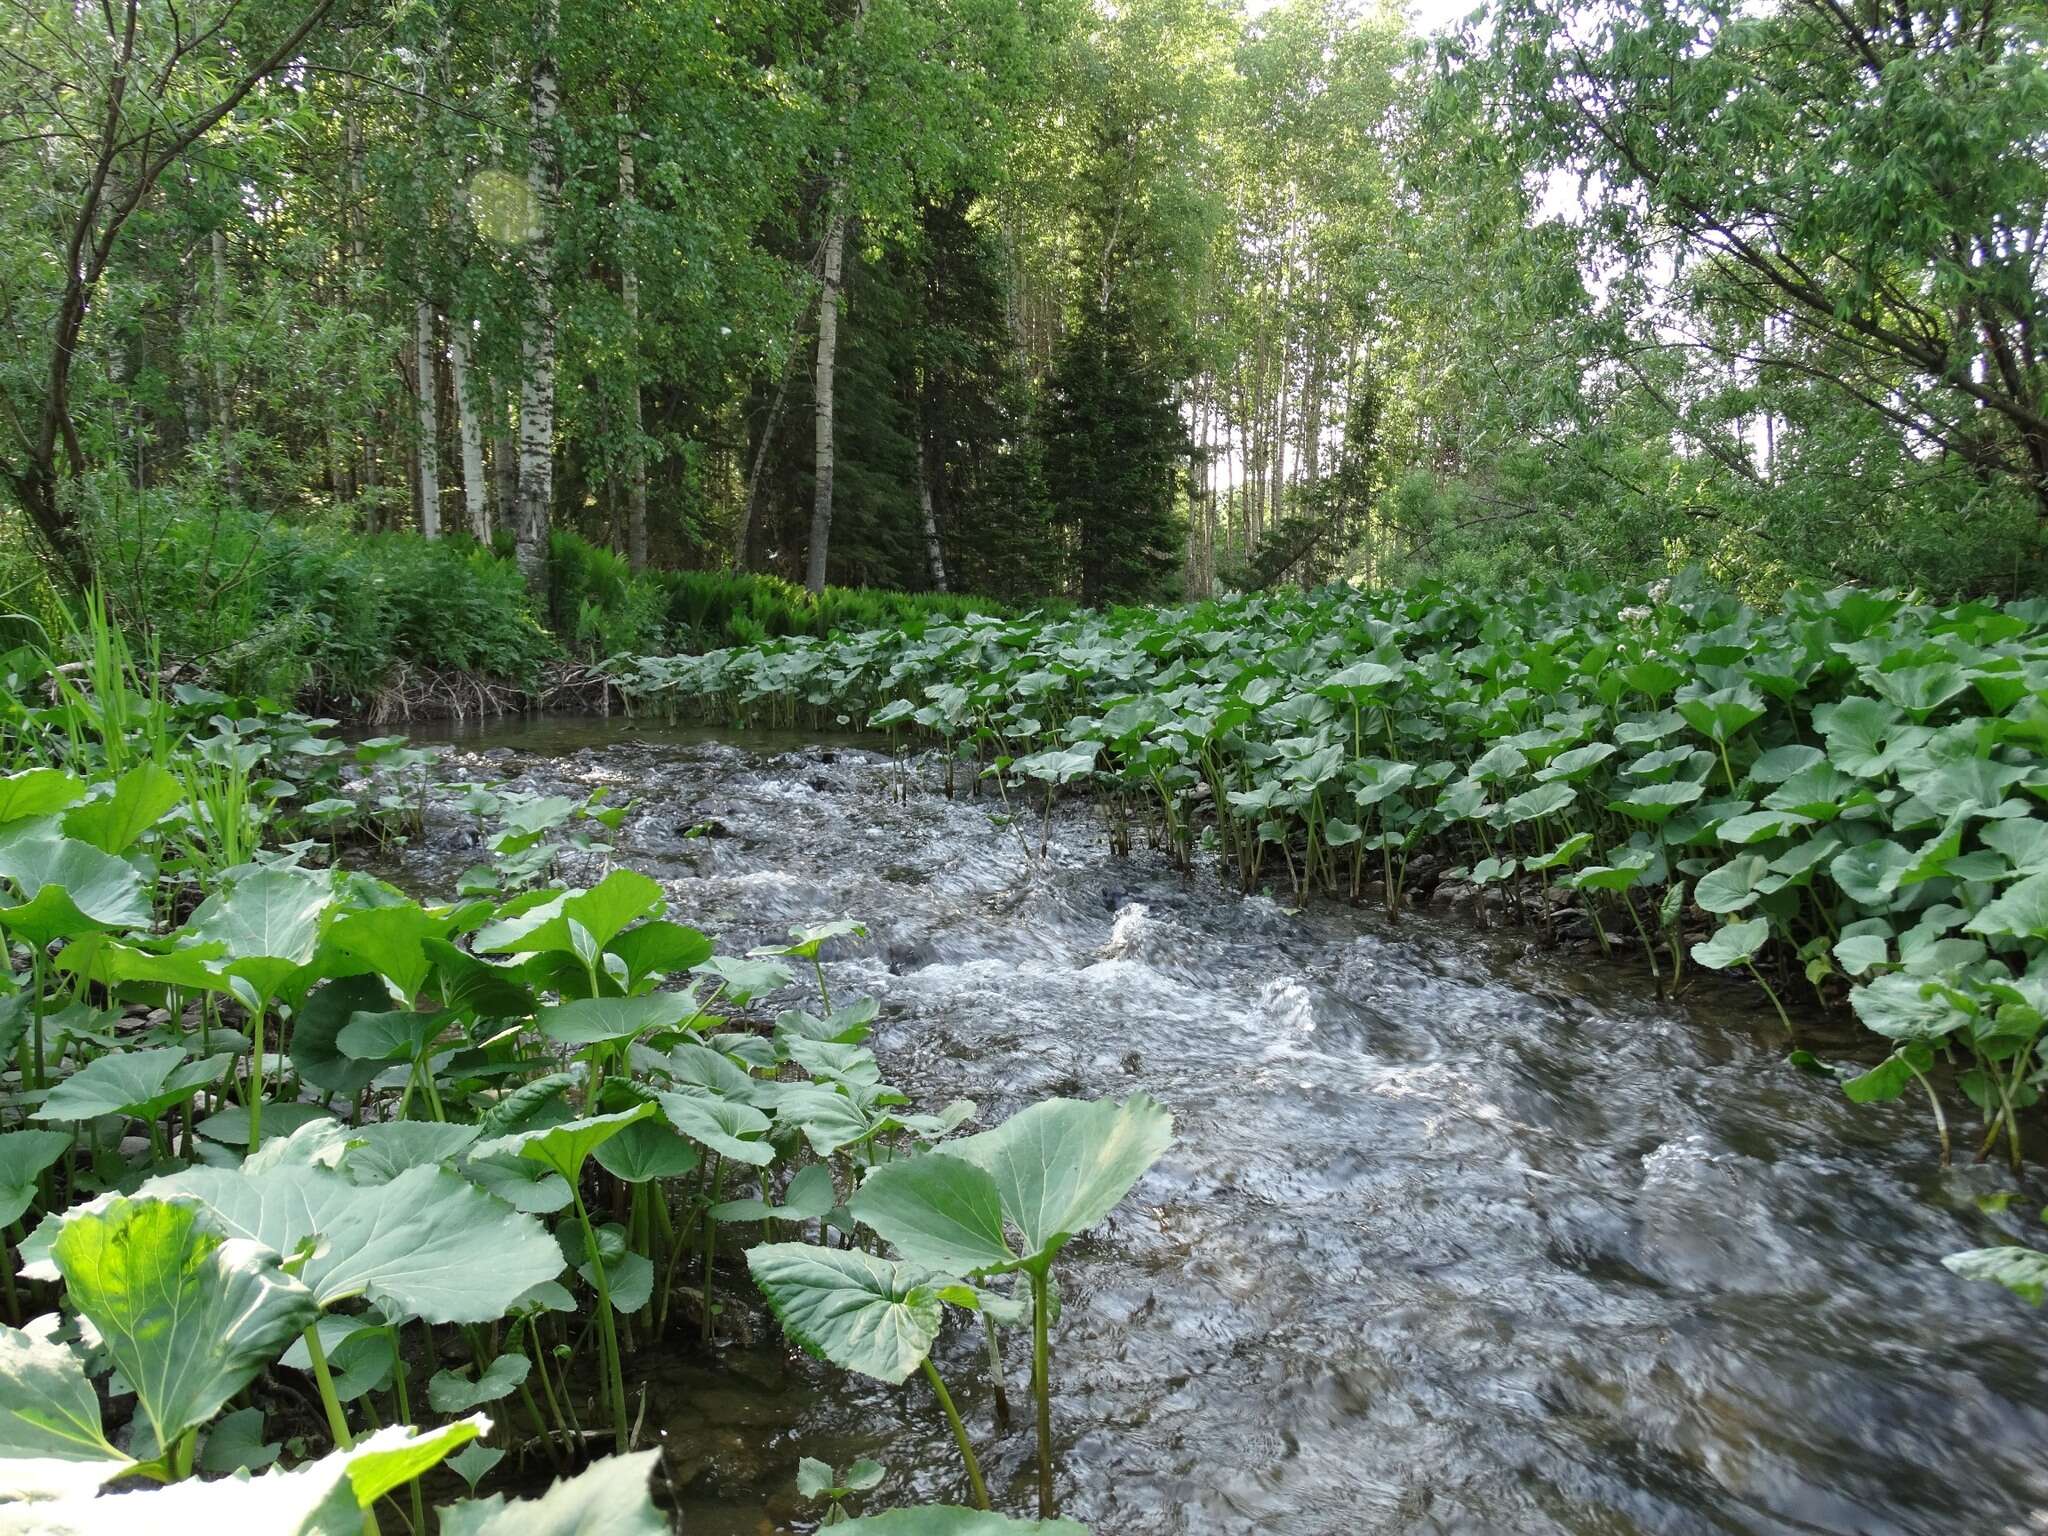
[731,351,799,574]
[800,0,870,595]
[618,110,649,571]
[805,207,848,594]
[414,300,441,537]
[1301,345,1324,491]
[1247,340,1268,552]
[493,426,517,532]
[1268,349,1288,534]
[210,227,238,502]
[514,0,561,594]
[1202,387,1219,595]
[346,113,382,527]
[449,321,489,539]
[918,437,948,592]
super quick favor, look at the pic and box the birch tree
[512,0,560,591]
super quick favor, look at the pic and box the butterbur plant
[799,1453,886,1524]
[745,1244,992,1509]
[846,1094,1174,1518]
[626,579,2048,1177]
[0,630,1126,1533]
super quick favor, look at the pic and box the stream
[382,717,2048,1536]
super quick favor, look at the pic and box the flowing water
[385,718,2048,1536]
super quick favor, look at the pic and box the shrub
[92,500,556,701]
[656,568,1029,652]
[80,496,1042,702]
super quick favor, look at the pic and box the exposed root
[345,661,619,726]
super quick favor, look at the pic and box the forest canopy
[1,0,2043,633]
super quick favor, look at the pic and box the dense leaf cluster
[0,646,1136,1529]
[628,574,2048,1166]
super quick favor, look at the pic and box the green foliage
[0,643,1115,1527]
[1042,293,1190,606]
[544,532,668,661]
[628,572,2048,1172]
[95,506,557,700]
[659,569,1025,655]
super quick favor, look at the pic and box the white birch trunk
[618,112,649,571]
[804,206,847,594]
[514,0,560,592]
[210,227,237,500]
[345,114,380,522]
[802,0,870,596]
[449,321,488,539]
[918,438,948,592]
[414,300,441,537]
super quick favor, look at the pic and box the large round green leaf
[1694,855,1768,914]
[0,829,150,943]
[591,1117,700,1182]
[1944,1245,2048,1304]
[428,1353,532,1413]
[945,1094,1173,1268]
[847,1153,1016,1273]
[1675,685,1765,742]
[1829,840,1913,906]
[315,900,442,999]
[537,991,693,1046]
[0,1128,71,1226]
[53,1198,320,1458]
[62,764,182,856]
[34,1048,232,1125]
[332,1121,481,1184]
[0,769,85,825]
[188,866,336,1000]
[290,974,397,1098]
[1964,872,2048,940]
[657,1091,775,1165]
[435,1449,667,1536]
[713,1161,836,1222]
[473,870,665,956]
[337,1009,443,1064]
[745,1243,944,1385]
[0,1317,130,1494]
[851,1096,1172,1275]
[1849,973,1969,1041]
[1607,781,1704,824]
[606,920,713,986]
[188,865,333,962]
[1690,917,1769,970]
[692,954,795,1004]
[473,1103,657,1184]
[27,1417,485,1535]
[127,1162,564,1324]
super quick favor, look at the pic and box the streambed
[385,717,2048,1536]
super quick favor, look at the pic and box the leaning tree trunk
[618,110,649,571]
[448,320,489,539]
[804,207,848,594]
[513,0,560,594]
[730,346,802,574]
